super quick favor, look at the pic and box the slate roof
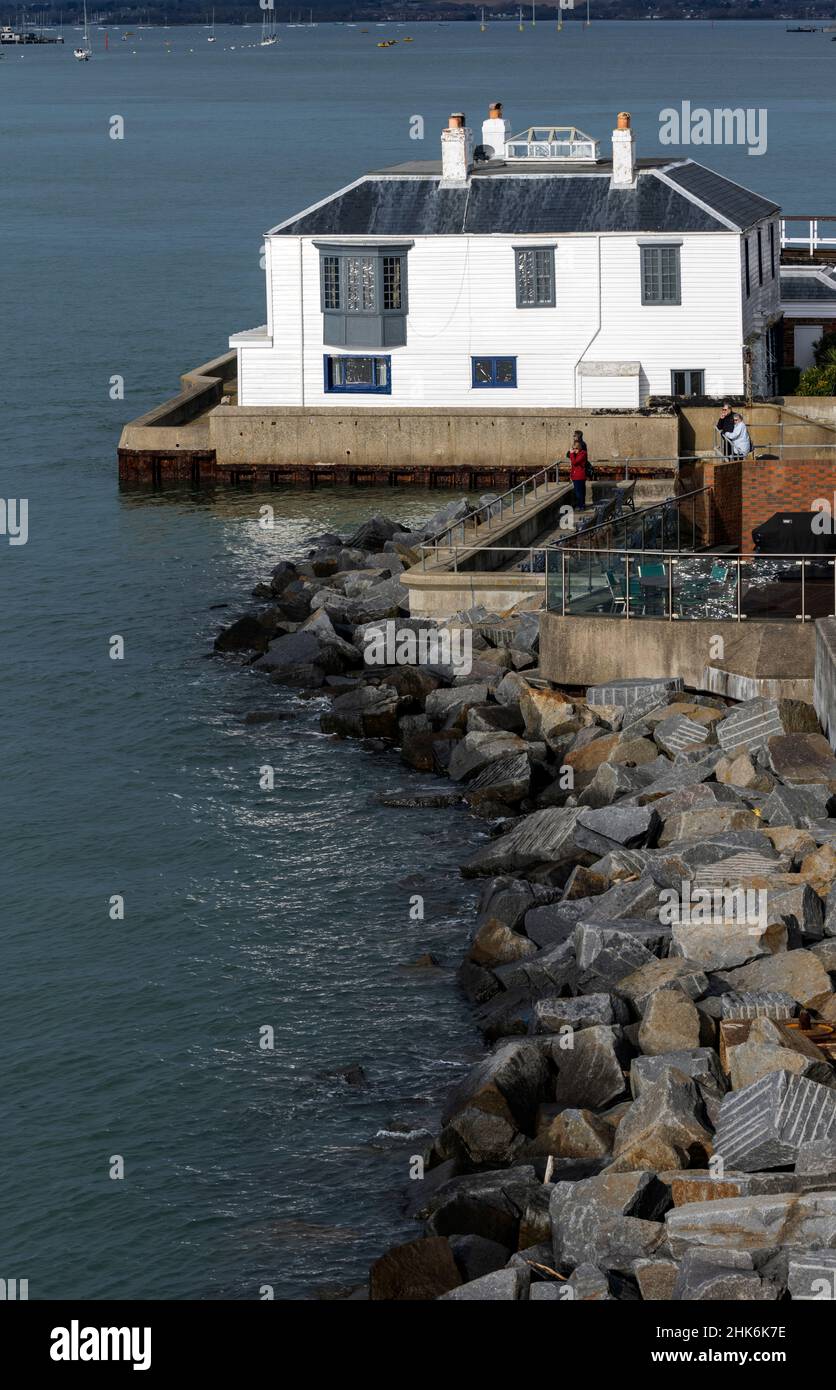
[661,162,780,231]
[270,158,779,238]
[781,274,836,302]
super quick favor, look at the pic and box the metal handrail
[781,216,836,257]
[712,425,836,459]
[410,541,836,626]
[558,486,712,550]
[551,545,836,624]
[422,451,695,552]
[423,459,563,551]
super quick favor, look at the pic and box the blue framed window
[472,356,517,388]
[324,354,391,394]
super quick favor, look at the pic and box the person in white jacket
[727,415,752,458]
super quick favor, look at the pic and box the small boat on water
[786,25,818,32]
[74,0,91,58]
[208,9,216,41]
[260,11,278,45]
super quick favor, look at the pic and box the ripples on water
[5,19,833,1299]
[4,483,493,1300]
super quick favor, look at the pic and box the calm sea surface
[2,19,834,1299]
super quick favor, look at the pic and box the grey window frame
[315,242,412,349]
[770,221,776,279]
[670,369,705,397]
[640,244,681,306]
[757,227,764,286]
[744,239,751,297]
[514,244,556,308]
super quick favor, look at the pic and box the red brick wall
[682,457,836,550]
[741,458,836,549]
[682,459,743,548]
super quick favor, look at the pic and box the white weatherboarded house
[231,108,781,410]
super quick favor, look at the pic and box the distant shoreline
[30,16,836,30]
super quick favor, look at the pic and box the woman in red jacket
[567,431,589,511]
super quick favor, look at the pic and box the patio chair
[606,568,644,615]
[614,481,636,517]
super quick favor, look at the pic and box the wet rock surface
[215,503,836,1301]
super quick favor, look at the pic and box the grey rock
[812,938,836,972]
[574,922,663,992]
[586,677,683,708]
[767,732,836,786]
[441,1038,553,1134]
[638,984,702,1057]
[578,875,661,922]
[566,1263,612,1300]
[610,1069,713,1171]
[553,1025,628,1110]
[524,899,594,950]
[473,988,535,1042]
[464,752,531,809]
[654,714,711,758]
[419,1167,540,1247]
[590,848,653,884]
[616,959,709,1015]
[494,938,577,996]
[344,513,406,552]
[713,1070,836,1171]
[763,783,835,829]
[439,1267,529,1300]
[425,684,489,729]
[550,1170,668,1272]
[252,629,330,679]
[495,671,533,709]
[525,895,595,950]
[533,993,623,1034]
[672,1247,780,1301]
[577,763,650,808]
[787,1250,836,1300]
[721,991,797,1021]
[630,1048,726,1100]
[467,704,525,735]
[670,920,774,973]
[665,1190,836,1256]
[635,751,725,803]
[632,1258,679,1301]
[462,808,582,879]
[716,950,832,1007]
[574,805,660,858]
[794,1137,836,1179]
[528,1283,563,1301]
[716,698,817,757]
[320,683,400,738]
[647,781,747,824]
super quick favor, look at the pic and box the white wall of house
[234,227,750,409]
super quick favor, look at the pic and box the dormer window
[316,243,412,348]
